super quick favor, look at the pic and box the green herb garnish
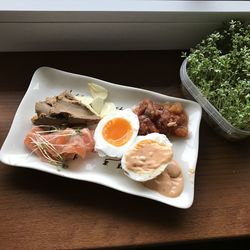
[185,20,250,130]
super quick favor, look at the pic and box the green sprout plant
[185,20,250,131]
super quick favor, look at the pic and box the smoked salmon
[24,126,95,168]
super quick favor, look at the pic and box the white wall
[0,1,249,51]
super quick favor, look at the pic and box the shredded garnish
[26,128,86,169]
[30,132,68,168]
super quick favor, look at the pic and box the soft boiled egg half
[121,133,173,182]
[94,108,139,158]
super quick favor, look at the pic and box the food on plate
[24,126,95,168]
[121,132,184,197]
[144,160,184,197]
[133,99,188,137]
[25,83,186,199]
[121,133,173,182]
[94,109,139,158]
[75,83,116,118]
[32,90,100,126]
[89,82,108,100]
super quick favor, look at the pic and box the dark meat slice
[134,99,161,119]
[133,100,148,116]
[156,104,188,137]
[138,115,159,135]
[168,102,184,114]
[144,99,161,120]
[35,101,51,116]
[133,99,189,138]
[32,90,100,126]
[172,126,188,137]
[31,114,68,126]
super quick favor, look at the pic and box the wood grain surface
[0,51,249,250]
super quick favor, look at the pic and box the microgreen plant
[185,20,250,130]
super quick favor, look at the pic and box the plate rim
[0,66,202,209]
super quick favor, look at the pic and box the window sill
[0,1,249,51]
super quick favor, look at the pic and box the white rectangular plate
[0,67,201,208]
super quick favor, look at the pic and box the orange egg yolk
[102,117,133,146]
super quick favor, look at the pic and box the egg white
[121,133,173,182]
[94,108,139,158]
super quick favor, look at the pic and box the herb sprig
[185,20,250,130]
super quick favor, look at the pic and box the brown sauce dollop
[144,160,184,197]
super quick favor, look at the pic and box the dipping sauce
[121,133,174,182]
[125,139,173,172]
[144,160,184,197]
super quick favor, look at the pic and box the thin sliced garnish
[30,132,67,168]
[88,83,108,100]
[91,96,104,114]
[100,102,116,117]
[75,83,116,117]
[75,95,99,116]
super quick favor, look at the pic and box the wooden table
[0,51,249,249]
